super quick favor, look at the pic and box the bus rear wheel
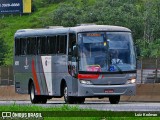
[64,84,75,104]
[109,95,120,104]
[30,82,39,104]
[29,83,47,104]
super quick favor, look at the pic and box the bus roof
[15,25,131,38]
[70,25,131,33]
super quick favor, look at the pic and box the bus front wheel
[64,84,75,104]
[109,95,120,104]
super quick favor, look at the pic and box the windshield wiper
[113,64,123,74]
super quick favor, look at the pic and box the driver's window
[68,33,76,56]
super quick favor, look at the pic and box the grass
[0,104,159,120]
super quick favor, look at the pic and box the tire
[109,95,120,104]
[30,83,48,104]
[29,82,39,104]
[64,84,75,104]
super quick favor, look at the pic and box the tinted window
[15,35,67,56]
[48,36,56,54]
[57,35,67,54]
[27,37,36,55]
[20,38,27,55]
[68,33,76,55]
[15,38,20,55]
[37,37,47,54]
[15,38,28,55]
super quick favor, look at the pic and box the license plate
[104,89,114,93]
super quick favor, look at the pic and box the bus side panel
[51,55,78,97]
[52,55,64,96]
[32,56,48,96]
[14,56,33,94]
[15,55,50,96]
[17,54,80,97]
[40,56,53,95]
[70,77,79,96]
[15,73,30,94]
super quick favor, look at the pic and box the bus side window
[56,35,60,54]
[15,38,20,56]
[37,38,40,55]
[57,35,67,54]
[34,37,38,55]
[47,37,50,54]
[20,38,27,55]
[27,37,36,55]
[48,36,56,54]
[38,37,47,55]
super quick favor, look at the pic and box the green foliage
[52,0,160,58]
[0,0,160,65]
[51,0,144,39]
[0,38,7,65]
[53,3,80,26]
[41,0,66,4]
[0,104,80,111]
[136,39,160,58]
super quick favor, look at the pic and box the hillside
[0,1,59,65]
[0,0,160,66]
[0,0,94,65]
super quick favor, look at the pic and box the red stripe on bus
[32,59,41,95]
[78,74,99,79]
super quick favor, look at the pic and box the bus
[14,25,136,104]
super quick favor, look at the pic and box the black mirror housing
[73,45,78,57]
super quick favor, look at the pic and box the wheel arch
[28,78,34,94]
[60,79,66,97]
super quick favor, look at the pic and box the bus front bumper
[77,83,136,97]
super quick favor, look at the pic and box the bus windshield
[78,32,136,72]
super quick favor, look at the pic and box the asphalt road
[0,101,160,111]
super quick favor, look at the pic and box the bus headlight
[80,80,92,85]
[127,78,136,84]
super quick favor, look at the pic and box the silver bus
[14,25,136,104]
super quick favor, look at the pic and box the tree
[0,38,7,66]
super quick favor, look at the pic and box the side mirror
[73,45,78,57]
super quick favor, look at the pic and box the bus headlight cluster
[127,78,136,84]
[80,80,92,85]
[128,74,136,78]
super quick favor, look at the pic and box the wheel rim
[30,85,35,100]
[64,86,68,101]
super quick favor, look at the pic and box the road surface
[0,101,160,111]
